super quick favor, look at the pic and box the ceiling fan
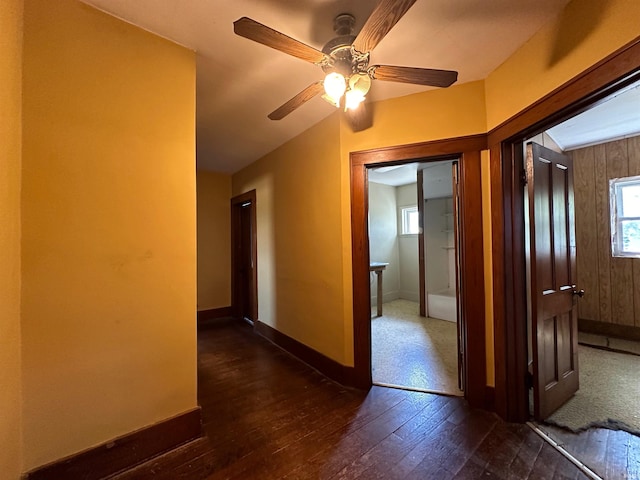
[233,0,458,131]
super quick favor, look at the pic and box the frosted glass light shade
[349,73,371,95]
[323,72,346,102]
[345,89,365,110]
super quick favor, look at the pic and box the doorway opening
[231,190,257,325]
[368,160,463,396]
[519,83,640,479]
[350,135,487,409]
[491,45,640,477]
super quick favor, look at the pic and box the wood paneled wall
[571,135,640,329]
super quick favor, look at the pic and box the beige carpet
[371,299,462,395]
[545,344,640,435]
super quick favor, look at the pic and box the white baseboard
[371,291,399,305]
[399,291,420,303]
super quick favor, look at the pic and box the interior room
[523,80,640,478]
[368,161,461,395]
[3,0,640,479]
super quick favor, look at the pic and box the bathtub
[427,288,457,322]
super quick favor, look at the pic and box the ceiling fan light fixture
[234,1,458,126]
[323,72,346,105]
[345,89,365,111]
[349,73,371,95]
[321,93,341,109]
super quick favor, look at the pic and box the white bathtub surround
[423,195,458,322]
[428,287,457,322]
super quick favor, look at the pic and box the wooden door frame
[417,170,426,317]
[488,37,640,422]
[231,190,258,323]
[350,134,488,409]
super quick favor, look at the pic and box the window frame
[610,174,640,258]
[400,205,419,236]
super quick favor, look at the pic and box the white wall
[370,181,454,305]
[396,183,420,301]
[368,182,400,304]
[422,163,454,198]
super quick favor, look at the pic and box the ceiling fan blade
[371,65,458,87]
[268,82,324,120]
[344,101,373,133]
[234,17,328,64]
[352,0,417,53]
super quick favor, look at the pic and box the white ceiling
[369,162,421,186]
[82,0,571,173]
[369,159,453,195]
[370,81,640,191]
[547,80,640,151]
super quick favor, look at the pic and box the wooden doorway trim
[231,190,258,324]
[417,169,426,317]
[489,37,640,422]
[350,134,488,409]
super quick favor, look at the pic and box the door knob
[573,289,585,298]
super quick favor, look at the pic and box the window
[401,206,419,235]
[610,175,640,257]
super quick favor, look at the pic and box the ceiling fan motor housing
[321,13,369,77]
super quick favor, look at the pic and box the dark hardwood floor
[113,319,590,479]
[537,423,640,480]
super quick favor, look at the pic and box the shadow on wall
[548,0,609,67]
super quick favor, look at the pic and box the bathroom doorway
[368,160,463,395]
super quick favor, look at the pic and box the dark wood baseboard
[254,320,356,387]
[197,306,232,325]
[25,407,202,480]
[484,385,496,411]
[579,318,640,342]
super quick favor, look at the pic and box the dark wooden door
[239,203,253,320]
[527,142,579,420]
[231,191,257,324]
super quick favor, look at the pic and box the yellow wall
[0,0,23,476]
[197,171,232,310]
[339,80,488,155]
[233,114,346,362]
[21,0,197,469]
[485,0,640,129]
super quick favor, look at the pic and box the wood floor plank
[401,411,499,479]
[279,393,437,480]
[537,423,640,480]
[628,433,640,480]
[603,429,631,480]
[476,422,529,475]
[205,388,408,479]
[113,320,596,480]
[350,396,464,480]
